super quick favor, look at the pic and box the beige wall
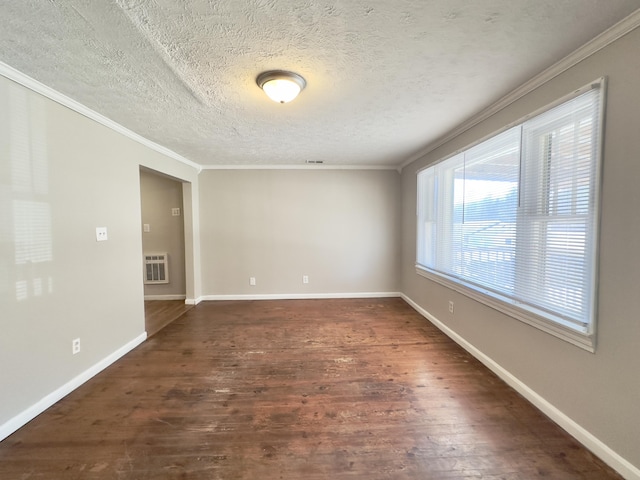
[400,28,640,470]
[140,169,186,297]
[0,73,200,433]
[199,169,401,297]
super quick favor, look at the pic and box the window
[416,80,604,351]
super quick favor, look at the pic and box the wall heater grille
[144,253,169,284]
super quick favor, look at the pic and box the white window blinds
[517,89,600,329]
[417,82,603,341]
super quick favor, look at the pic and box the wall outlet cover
[96,227,108,241]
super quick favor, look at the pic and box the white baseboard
[144,294,186,301]
[185,296,203,306]
[400,294,640,480]
[0,332,147,442]
[200,292,402,301]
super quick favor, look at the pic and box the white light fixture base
[257,70,306,104]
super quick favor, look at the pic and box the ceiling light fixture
[257,70,306,104]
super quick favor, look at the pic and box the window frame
[415,78,606,352]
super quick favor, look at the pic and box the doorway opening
[139,167,191,336]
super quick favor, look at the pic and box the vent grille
[144,253,169,284]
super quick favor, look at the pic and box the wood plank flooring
[144,299,193,337]
[0,298,622,479]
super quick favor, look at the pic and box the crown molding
[199,163,398,171]
[0,61,202,173]
[400,8,640,171]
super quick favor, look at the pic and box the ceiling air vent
[144,253,169,284]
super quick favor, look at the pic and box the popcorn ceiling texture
[1,0,638,166]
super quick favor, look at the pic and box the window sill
[415,265,596,352]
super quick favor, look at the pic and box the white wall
[0,72,200,438]
[140,169,186,298]
[199,169,401,298]
[400,27,640,475]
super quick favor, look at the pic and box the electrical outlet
[250,277,256,286]
[303,275,309,284]
[95,227,108,242]
[448,301,454,314]
[72,338,81,355]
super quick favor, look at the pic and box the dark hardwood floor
[144,299,193,337]
[0,298,622,479]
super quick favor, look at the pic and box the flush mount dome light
[257,70,306,103]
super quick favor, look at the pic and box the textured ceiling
[2,1,639,168]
